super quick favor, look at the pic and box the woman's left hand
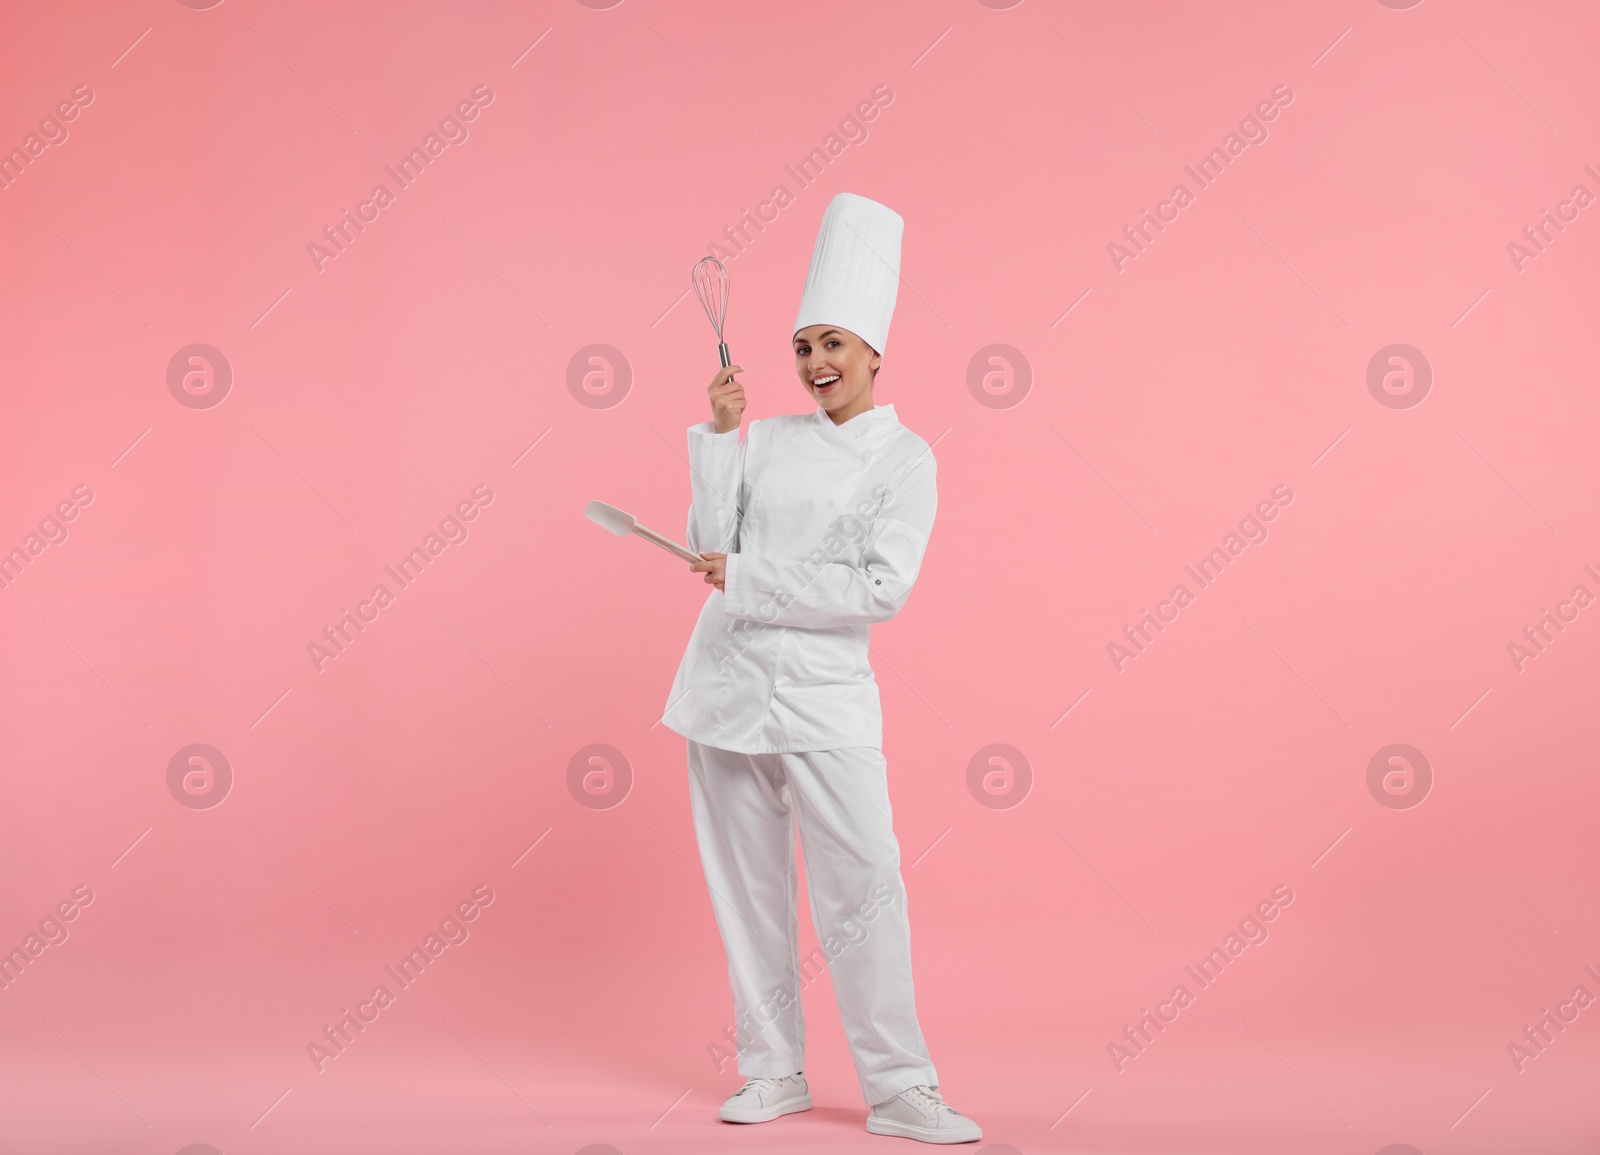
[690,552,726,591]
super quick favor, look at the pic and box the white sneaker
[866,1084,982,1143]
[719,1072,812,1123]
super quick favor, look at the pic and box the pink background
[3,1,1598,1152]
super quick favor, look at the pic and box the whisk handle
[718,343,732,370]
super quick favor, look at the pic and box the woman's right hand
[709,365,745,434]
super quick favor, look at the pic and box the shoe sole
[720,1093,813,1124]
[865,1115,982,1143]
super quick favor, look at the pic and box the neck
[826,389,874,425]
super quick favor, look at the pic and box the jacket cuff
[722,551,744,608]
[722,552,804,622]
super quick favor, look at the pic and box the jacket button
[874,579,882,585]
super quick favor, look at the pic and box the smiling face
[793,324,881,424]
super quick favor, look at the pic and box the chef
[662,191,981,1144]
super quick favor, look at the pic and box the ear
[868,349,882,373]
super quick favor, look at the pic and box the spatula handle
[632,524,706,564]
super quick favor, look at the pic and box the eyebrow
[794,329,841,346]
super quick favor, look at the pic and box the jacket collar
[813,402,897,438]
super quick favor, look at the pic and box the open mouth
[812,373,840,394]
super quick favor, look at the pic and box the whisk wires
[692,256,733,368]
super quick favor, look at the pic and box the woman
[661,192,981,1144]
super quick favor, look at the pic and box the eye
[826,339,840,348]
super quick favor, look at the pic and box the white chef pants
[686,738,939,1107]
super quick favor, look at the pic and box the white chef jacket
[660,402,937,754]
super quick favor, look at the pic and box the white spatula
[585,500,706,564]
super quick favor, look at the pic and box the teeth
[814,375,839,386]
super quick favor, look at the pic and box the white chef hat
[792,192,904,357]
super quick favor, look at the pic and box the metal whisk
[692,256,733,371]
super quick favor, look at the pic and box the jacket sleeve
[721,448,936,629]
[684,421,746,556]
